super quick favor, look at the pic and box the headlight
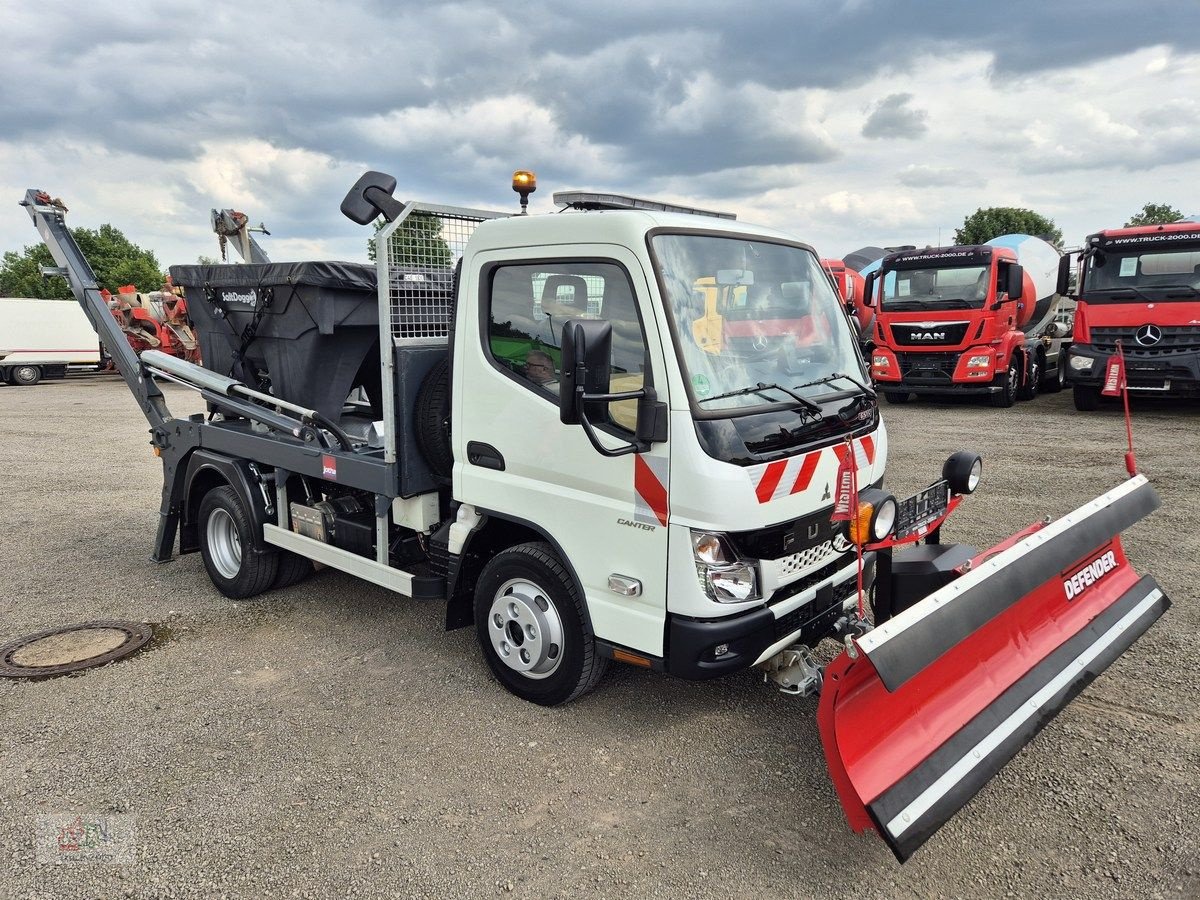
[1069,355,1093,372]
[872,354,890,368]
[966,354,991,368]
[848,488,898,545]
[942,451,983,495]
[691,530,761,603]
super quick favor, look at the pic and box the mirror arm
[574,387,650,457]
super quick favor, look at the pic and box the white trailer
[0,297,102,385]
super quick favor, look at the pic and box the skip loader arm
[819,474,1170,861]
[20,189,171,428]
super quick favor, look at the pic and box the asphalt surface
[1,373,1197,899]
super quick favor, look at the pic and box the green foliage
[954,207,1063,249]
[1124,203,1184,227]
[0,224,164,299]
[367,213,453,268]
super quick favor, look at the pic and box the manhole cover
[0,621,153,678]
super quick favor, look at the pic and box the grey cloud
[862,94,929,139]
[897,165,979,188]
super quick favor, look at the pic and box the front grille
[896,351,960,382]
[1090,326,1200,356]
[890,322,969,346]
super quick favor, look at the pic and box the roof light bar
[552,191,735,220]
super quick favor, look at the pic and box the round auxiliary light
[943,451,983,495]
[848,488,898,545]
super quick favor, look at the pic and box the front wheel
[198,485,278,599]
[9,365,42,386]
[474,542,607,706]
[1073,384,1102,412]
[1017,352,1041,401]
[883,391,911,404]
[1042,354,1066,393]
[989,356,1019,408]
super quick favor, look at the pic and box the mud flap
[818,475,1170,862]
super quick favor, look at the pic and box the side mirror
[559,319,612,425]
[559,320,665,457]
[341,171,406,225]
[862,272,877,309]
[1005,264,1024,301]
[1056,255,1072,297]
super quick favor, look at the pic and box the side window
[486,261,648,432]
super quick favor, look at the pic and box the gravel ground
[1,374,1197,899]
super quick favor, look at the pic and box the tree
[367,213,453,268]
[0,224,164,298]
[1125,203,1184,227]
[954,207,1063,249]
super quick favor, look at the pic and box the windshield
[881,265,990,311]
[1084,247,1200,300]
[651,233,865,413]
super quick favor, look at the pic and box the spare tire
[415,357,453,478]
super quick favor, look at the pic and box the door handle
[466,441,505,471]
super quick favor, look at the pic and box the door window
[486,261,648,431]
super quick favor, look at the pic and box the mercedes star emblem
[1134,324,1163,346]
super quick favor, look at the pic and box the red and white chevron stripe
[749,434,876,505]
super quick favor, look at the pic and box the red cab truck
[865,235,1069,406]
[1064,221,1200,409]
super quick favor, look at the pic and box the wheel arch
[182,451,272,554]
[444,509,595,636]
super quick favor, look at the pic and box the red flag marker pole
[1117,341,1138,476]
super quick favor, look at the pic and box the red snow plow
[818,473,1168,861]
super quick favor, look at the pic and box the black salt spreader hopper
[817,466,1169,861]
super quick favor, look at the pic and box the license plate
[893,480,950,538]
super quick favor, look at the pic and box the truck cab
[866,238,1068,407]
[1065,221,1200,409]
[447,198,883,699]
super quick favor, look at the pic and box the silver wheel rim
[487,578,565,679]
[206,508,242,579]
[15,366,36,382]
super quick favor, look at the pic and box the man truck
[1064,220,1200,409]
[865,235,1071,406]
[21,176,1169,862]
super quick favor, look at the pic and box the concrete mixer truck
[864,235,1071,406]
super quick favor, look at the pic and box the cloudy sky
[3,1,1198,270]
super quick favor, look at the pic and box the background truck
[1064,220,1200,409]
[820,257,873,345]
[864,234,1071,406]
[22,176,1168,862]
[0,296,101,385]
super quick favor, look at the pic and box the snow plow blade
[818,474,1169,862]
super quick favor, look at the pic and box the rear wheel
[883,391,911,404]
[1017,352,1041,401]
[474,542,607,706]
[1073,384,1102,411]
[989,356,1019,408]
[10,365,41,386]
[198,485,278,599]
[1042,353,1066,393]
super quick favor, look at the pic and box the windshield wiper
[1089,286,1154,302]
[1154,283,1200,298]
[700,381,821,415]
[793,372,877,401]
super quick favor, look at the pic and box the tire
[197,485,278,599]
[1042,353,1066,393]
[883,391,911,404]
[273,551,314,589]
[415,357,452,479]
[1017,352,1041,401]
[989,356,1019,408]
[1073,384,1102,412]
[474,542,607,706]
[10,365,41,386]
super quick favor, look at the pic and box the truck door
[456,246,670,657]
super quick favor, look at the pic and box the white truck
[0,297,101,385]
[22,176,1169,862]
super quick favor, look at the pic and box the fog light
[714,643,730,657]
[1069,355,1093,372]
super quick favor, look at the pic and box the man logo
[1135,324,1163,347]
[911,332,946,341]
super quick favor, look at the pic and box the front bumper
[1068,343,1200,394]
[666,555,875,680]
